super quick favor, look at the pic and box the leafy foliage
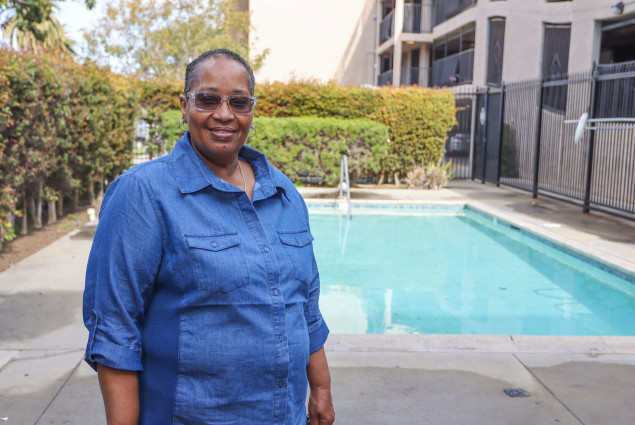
[85,0,268,80]
[0,0,94,49]
[3,3,75,55]
[255,81,456,178]
[0,49,136,244]
[249,117,388,186]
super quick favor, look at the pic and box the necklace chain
[237,161,247,193]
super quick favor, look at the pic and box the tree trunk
[377,173,385,185]
[73,187,79,212]
[57,197,64,217]
[47,200,57,224]
[20,190,28,236]
[97,173,105,202]
[88,179,96,207]
[393,172,400,187]
[32,180,43,229]
[0,221,4,253]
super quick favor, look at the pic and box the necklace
[237,161,247,193]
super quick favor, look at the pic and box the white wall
[250,0,372,84]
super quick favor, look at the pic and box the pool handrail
[339,155,352,220]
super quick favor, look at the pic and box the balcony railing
[378,69,394,86]
[434,0,477,27]
[400,67,430,86]
[431,49,474,87]
[379,10,394,44]
[403,2,433,33]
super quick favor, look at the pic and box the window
[542,23,571,113]
[542,23,571,79]
[600,19,635,65]
[487,17,505,86]
[431,24,475,86]
[433,0,477,27]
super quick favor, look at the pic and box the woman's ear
[179,95,187,122]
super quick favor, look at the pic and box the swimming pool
[309,205,635,336]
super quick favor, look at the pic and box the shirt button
[296,238,300,244]
[278,382,284,388]
[211,242,217,248]
[273,289,279,296]
[263,247,270,252]
[279,335,284,342]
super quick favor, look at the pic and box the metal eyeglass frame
[186,91,258,114]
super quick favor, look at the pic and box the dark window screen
[542,24,571,80]
[487,17,505,85]
[542,24,571,113]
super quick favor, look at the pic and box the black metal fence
[444,62,635,219]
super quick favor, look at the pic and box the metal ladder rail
[339,155,352,220]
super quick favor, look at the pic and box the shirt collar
[170,132,286,198]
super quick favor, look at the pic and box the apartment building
[248,0,635,87]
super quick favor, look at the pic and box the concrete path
[1,180,634,425]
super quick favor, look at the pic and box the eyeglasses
[186,91,257,114]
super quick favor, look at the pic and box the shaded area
[330,366,579,425]
[525,360,635,425]
[0,290,82,342]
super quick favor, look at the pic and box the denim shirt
[83,133,329,425]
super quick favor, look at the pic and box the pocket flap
[278,230,314,248]
[185,234,240,251]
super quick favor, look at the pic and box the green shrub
[160,109,184,152]
[249,117,388,186]
[255,81,456,179]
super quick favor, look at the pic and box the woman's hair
[184,49,256,95]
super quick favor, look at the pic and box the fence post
[470,90,479,180]
[531,78,544,198]
[496,83,506,186]
[481,86,489,183]
[582,63,599,213]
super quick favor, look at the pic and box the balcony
[378,69,394,86]
[431,49,474,87]
[403,2,433,33]
[434,0,477,27]
[400,67,430,86]
[379,10,394,44]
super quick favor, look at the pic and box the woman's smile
[209,127,237,140]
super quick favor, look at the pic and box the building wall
[249,0,375,85]
[249,0,633,87]
[432,0,630,87]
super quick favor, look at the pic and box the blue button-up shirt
[83,134,329,425]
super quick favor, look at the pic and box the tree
[85,0,268,80]
[3,4,75,55]
[1,0,95,44]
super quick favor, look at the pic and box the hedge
[0,50,137,247]
[254,81,456,178]
[249,117,388,186]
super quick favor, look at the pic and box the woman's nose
[213,99,234,120]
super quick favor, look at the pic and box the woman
[83,49,335,425]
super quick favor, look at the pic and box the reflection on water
[312,208,635,336]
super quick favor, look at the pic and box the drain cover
[503,388,529,397]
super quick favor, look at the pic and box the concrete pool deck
[1,180,634,424]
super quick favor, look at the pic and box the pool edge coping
[325,334,635,354]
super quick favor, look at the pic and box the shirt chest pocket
[277,230,314,285]
[185,233,249,293]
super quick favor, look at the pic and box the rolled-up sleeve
[305,252,329,354]
[82,174,163,371]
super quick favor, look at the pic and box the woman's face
[180,57,253,165]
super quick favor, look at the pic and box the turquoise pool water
[309,206,635,336]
